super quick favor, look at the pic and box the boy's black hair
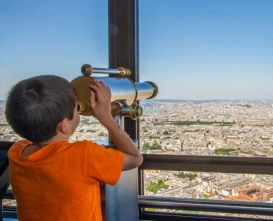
[5,75,76,142]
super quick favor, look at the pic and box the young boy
[5,75,143,221]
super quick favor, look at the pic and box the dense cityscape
[1,100,273,218]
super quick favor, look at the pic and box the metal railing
[138,154,273,221]
[139,195,273,216]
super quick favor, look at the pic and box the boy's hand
[89,79,112,124]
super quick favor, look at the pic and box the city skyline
[1,0,273,100]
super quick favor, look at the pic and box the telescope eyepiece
[77,98,92,116]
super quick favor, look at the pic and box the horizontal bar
[139,212,271,221]
[139,195,273,208]
[3,188,14,199]
[3,207,17,219]
[139,195,273,216]
[140,154,273,175]
[93,67,121,74]
[0,141,14,152]
[2,143,273,174]
[81,64,131,76]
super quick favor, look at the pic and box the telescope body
[71,65,158,119]
[97,77,136,105]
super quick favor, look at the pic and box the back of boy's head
[5,75,76,142]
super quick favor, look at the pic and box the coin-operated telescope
[71,64,158,221]
[71,64,158,119]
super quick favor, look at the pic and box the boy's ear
[56,118,69,134]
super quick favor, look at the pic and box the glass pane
[144,170,273,200]
[143,170,273,219]
[144,208,272,220]
[0,0,108,143]
[139,0,273,157]
[140,100,273,157]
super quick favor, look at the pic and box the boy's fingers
[90,91,96,109]
[107,86,111,97]
[89,84,99,91]
[96,81,108,97]
[89,85,103,97]
[96,81,110,98]
[93,79,104,89]
[90,82,108,103]
[100,81,108,89]
[95,80,109,96]
[91,86,104,103]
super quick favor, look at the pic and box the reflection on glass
[139,0,273,158]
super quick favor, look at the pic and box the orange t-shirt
[8,140,124,221]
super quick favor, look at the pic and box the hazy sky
[1,0,273,100]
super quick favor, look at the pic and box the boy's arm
[102,117,143,171]
[89,79,143,171]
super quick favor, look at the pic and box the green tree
[176,172,198,181]
[146,179,169,194]
[214,148,235,155]
[163,131,169,135]
[151,140,162,150]
[141,140,162,152]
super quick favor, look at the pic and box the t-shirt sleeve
[85,141,124,185]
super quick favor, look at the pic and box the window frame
[108,0,273,220]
